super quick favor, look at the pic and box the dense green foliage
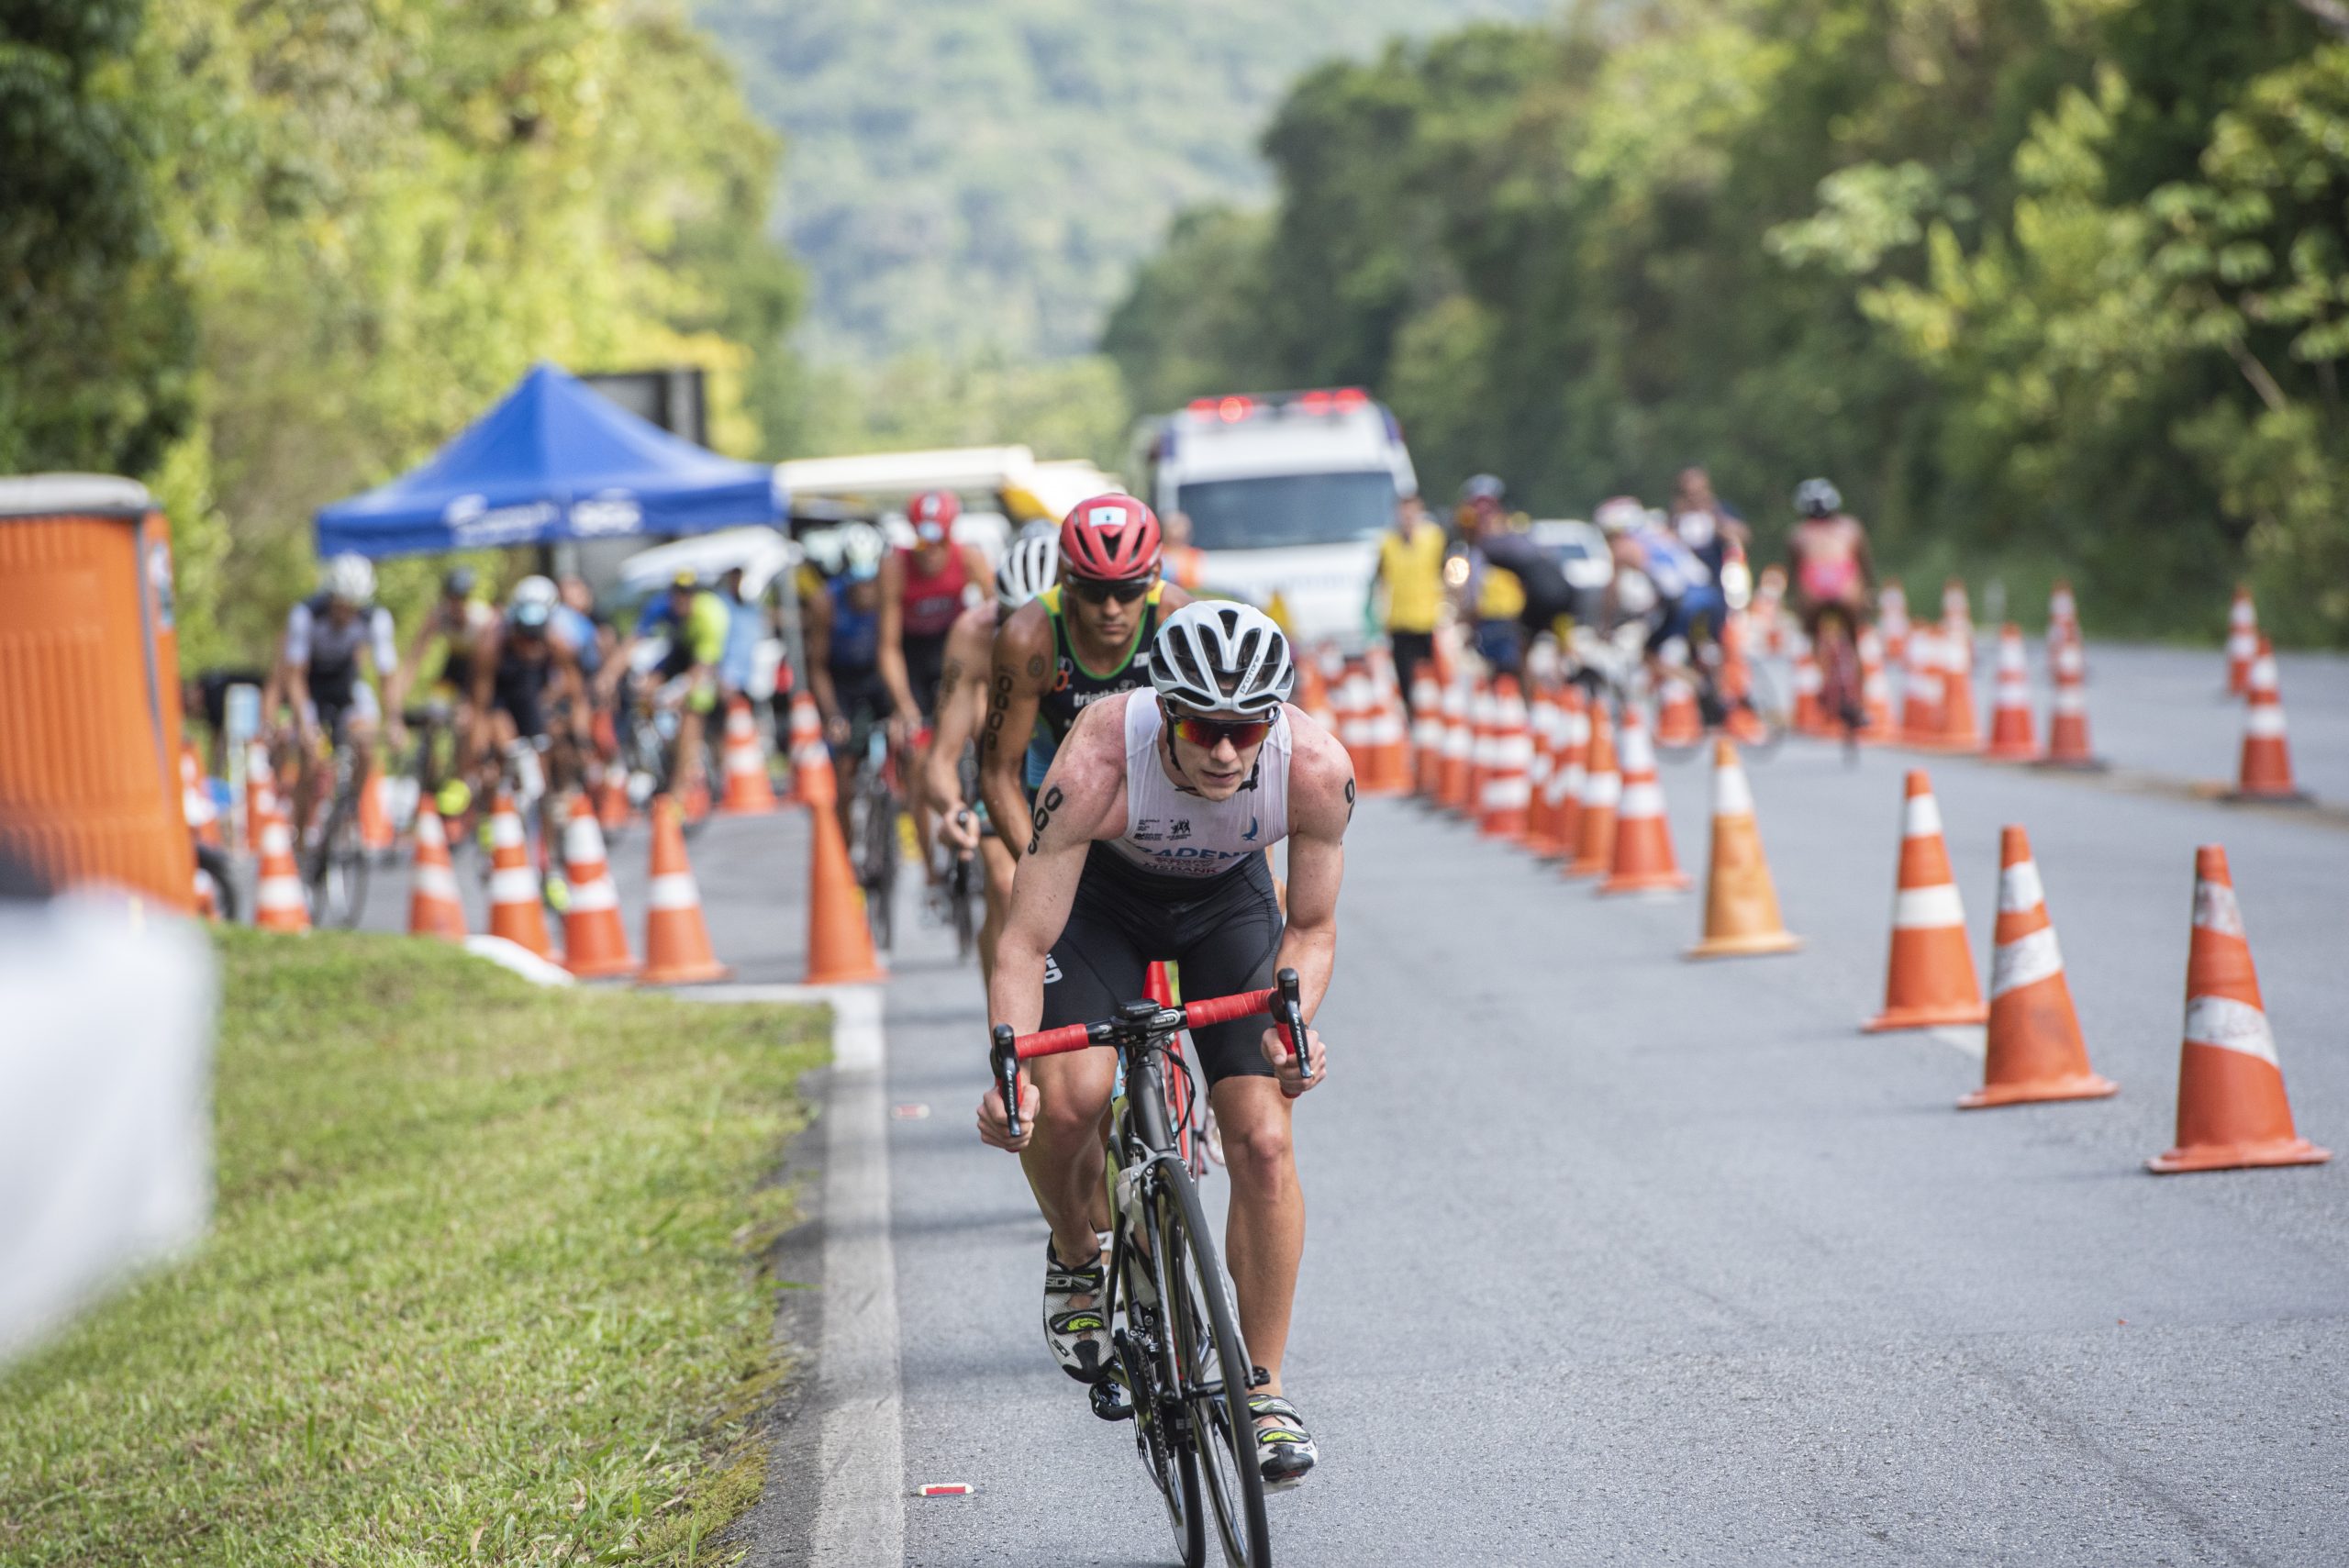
[1107,1,2349,642]
[1,0,800,665]
[696,0,1550,361]
[0,929,825,1565]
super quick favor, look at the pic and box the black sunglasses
[1066,576,1152,606]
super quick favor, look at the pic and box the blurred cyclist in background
[268,553,401,839]
[606,571,729,805]
[470,575,591,853]
[881,490,992,895]
[1787,478,1876,727]
[1455,474,1578,674]
[804,521,892,844]
[1668,467,1749,647]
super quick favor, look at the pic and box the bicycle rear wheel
[1156,1162,1271,1567]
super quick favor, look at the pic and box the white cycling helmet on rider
[996,532,1060,611]
[841,521,886,581]
[320,551,376,605]
[1592,496,1647,537]
[1149,601,1294,719]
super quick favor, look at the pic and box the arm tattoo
[1344,777,1356,824]
[981,670,1013,756]
[939,657,963,704]
[1027,654,1047,679]
[1026,784,1063,856]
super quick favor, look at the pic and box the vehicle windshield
[1174,471,1397,550]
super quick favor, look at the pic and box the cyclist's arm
[1853,524,1878,601]
[277,607,313,737]
[979,603,1052,861]
[391,612,440,717]
[1273,716,1353,1029]
[874,551,918,725]
[922,606,993,820]
[985,699,1128,1038]
[802,587,842,729]
[366,609,401,735]
[551,640,591,742]
[467,623,503,768]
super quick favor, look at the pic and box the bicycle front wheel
[1156,1163,1270,1567]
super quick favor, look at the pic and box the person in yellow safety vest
[1368,492,1446,715]
[1455,474,1531,674]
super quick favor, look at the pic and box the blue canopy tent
[315,362,781,559]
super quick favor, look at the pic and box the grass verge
[0,929,826,1566]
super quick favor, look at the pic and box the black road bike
[991,971,1314,1568]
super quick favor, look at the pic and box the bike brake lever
[990,1024,1022,1140]
[1274,966,1311,1086]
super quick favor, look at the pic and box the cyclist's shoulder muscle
[991,599,1054,687]
[1034,692,1131,840]
[1282,705,1356,838]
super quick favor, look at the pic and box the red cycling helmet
[1059,494,1163,581]
[907,490,962,538]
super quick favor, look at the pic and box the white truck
[1129,388,1418,649]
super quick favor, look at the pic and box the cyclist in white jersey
[977,601,1353,1489]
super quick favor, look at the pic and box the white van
[1129,389,1417,649]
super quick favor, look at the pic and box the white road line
[679,981,904,1565]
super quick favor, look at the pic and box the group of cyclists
[245,466,1875,1507]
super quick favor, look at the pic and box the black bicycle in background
[992,970,1313,1568]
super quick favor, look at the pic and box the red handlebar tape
[1011,987,1276,1061]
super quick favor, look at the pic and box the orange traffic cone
[246,740,279,852]
[1687,739,1799,958]
[595,762,633,832]
[2224,585,2258,696]
[1941,578,1973,672]
[1296,651,1336,738]
[406,806,468,940]
[786,692,831,807]
[1462,678,1497,821]
[1368,648,1413,795]
[1654,662,1703,748]
[1478,676,1532,839]
[1565,703,1618,879]
[1864,769,1987,1031]
[1961,827,2116,1107]
[359,751,395,853]
[1438,676,1475,815]
[2041,634,2100,768]
[636,796,730,984]
[1753,566,1788,657]
[2047,579,2079,653]
[2226,639,2309,803]
[192,864,221,922]
[1546,686,1588,859]
[1790,633,1828,738]
[182,742,222,848]
[1857,626,1896,740]
[1899,629,1946,747]
[1983,624,2040,762]
[1521,684,1558,852]
[719,695,780,816]
[1936,626,1984,754]
[1878,580,1909,669]
[1410,669,1444,798]
[2148,847,2328,1173]
[561,796,637,977]
[1332,660,1369,780]
[485,791,555,960]
[1720,612,1767,746]
[253,802,309,933]
[1599,706,1689,895]
[800,764,886,986]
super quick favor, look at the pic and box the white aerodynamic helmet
[319,552,375,604]
[510,573,559,611]
[996,531,1060,611]
[1149,601,1294,719]
[841,521,886,580]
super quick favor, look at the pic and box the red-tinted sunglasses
[1066,575,1152,606]
[1170,713,1273,751]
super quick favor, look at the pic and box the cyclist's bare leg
[676,704,709,795]
[1019,1048,1119,1287]
[977,835,1016,984]
[1211,1073,1304,1402]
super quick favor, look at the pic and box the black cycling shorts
[905,631,950,719]
[1041,844,1284,1086]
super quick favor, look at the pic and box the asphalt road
[349,639,2349,1565]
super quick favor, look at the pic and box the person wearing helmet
[469,576,591,839]
[1595,495,1711,663]
[976,495,1195,861]
[390,565,496,785]
[880,490,992,885]
[1454,476,1577,671]
[269,552,402,833]
[921,531,1062,982]
[801,523,893,840]
[976,599,1353,1492]
[606,570,732,806]
[1787,478,1876,727]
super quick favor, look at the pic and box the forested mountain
[696,0,1553,361]
[1107,1,2349,642]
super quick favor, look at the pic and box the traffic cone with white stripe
[1565,703,1619,879]
[182,742,221,848]
[1410,669,1444,798]
[193,864,221,922]
[595,761,633,833]
[1521,684,1560,852]
[2047,579,2080,656]
[1334,660,1370,780]
[719,695,780,816]
[1899,629,1946,746]
[2148,847,2328,1173]
[253,802,309,933]
[639,795,732,984]
[1941,578,1973,673]
[1478,676,1532,839]
[1600,705,1689,895]
[2225,639,2309,803]
[1984,624,2040,762]
[560,796,636,977]
[486,791,555,960]
[787,692,831,808]
[2224,585,2258,696]
[406,806,467,940]
[801,761,886,986]
[1437,674,1473,813]
[2041,634,2101,768]
[1753,566,1788,658]
[359,751,395,853]
[246,741,279,852]
[1879,580,1909,670]
[1362,649,1412,796]
[1545,686,1588,860]
[1653,660,1703,749]
[1961,827,2115,1107]
[1464,678,1497,821]
[1857,626,1896,740]
[1790,632,1829,738]
[1864,770,1987,1032]
[1936,621,1984,753]
[1687,739,1798,958]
